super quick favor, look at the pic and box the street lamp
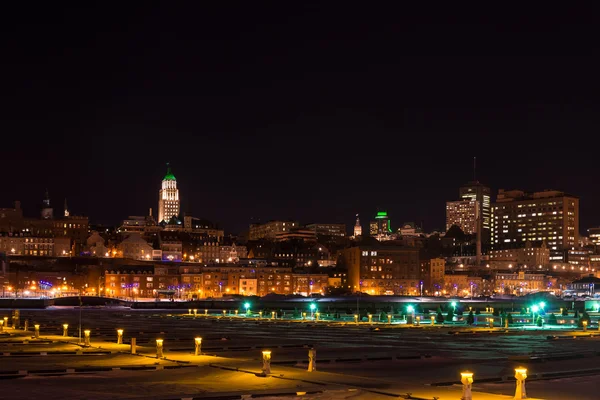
[244,302,250,316]
[531,305,539,326]
[309,303,316,319]
[407,305,415,322]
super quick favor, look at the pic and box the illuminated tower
[158,163,180,224]
[64,198,70,217]
[353,214,362,237]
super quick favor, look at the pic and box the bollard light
[261,350,272,374]
[0,320,3,332]
[34,324,40,338]
[308,347,316,372]
[235,310,239,316]
[117,329,124,344]
[188,308,192,315]
[583,320,588,331]
[194,337,202,356]
[271,311,275,319]
[223,310,227,317]
[315,312,320,321]
[156,339,164,358]
[63,324,69,337]
[302,312,306,320]
[3,317,7,327]
[204,309,207,316]
[354,314,358,324]
[259,311,263,319]
[368,314,373,325]
[84,329,91,346]
[514,367,527,400]
[193,309,198,318]
[430,316,435,325]
[460,371,473,400]
[388,314,392,325]
[415,316,421,326]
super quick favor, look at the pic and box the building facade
[339,244,420,295]
[446,199,478,234]
[491,189,579,262]
[249,221,298,241]
[460,181,491,242]
[305,223,346,238]
[370,211,392,241]
[158,164,180,224]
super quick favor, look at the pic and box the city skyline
[0,168,594,239]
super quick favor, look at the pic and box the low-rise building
[338,243,420,295]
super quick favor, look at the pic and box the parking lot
[1,308,600,399]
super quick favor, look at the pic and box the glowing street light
[244,302,251,315]
[460,371,473,400]
[261,350,272,375]
[156,339,164,358]
[117,329,124,344]
[309,303,316,319]
[407,305,415,322]
[194,337,202,356]
[514,368,527,400]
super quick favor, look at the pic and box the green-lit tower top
[163,163,176,181]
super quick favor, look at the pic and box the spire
[473,156,477,182]
[353,213,362,237]
[163,162,176,181]
[64,198,69,217]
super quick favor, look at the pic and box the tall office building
[459,181,491,243]
[446,199,478,234]
[370,211,392,240]
[158,164,180,224]
[491,189,579,262]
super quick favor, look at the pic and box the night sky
[1,4,599,235]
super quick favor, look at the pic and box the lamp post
[407,305,415,324]
[34,324,40,339]
[514,368,527,400]
[261,350,272,375]
[308,347,316,372]
[460,371,473,400]
[63,324,69,337]
[531,305,539,327]
[156,339,164,358]
[84,329,91,346]
[194,337,202,356]
[309,303,316,319]
[117,329,124,344]
[244,302,251,316]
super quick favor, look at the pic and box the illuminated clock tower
[158,163,180,224]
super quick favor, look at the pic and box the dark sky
[1,4,599,235]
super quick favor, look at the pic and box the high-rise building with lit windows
[370,211,392,241]
[459,181,491,242]
[446,199,478,234]
[158,164,180,224]
[491,189,579,262]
